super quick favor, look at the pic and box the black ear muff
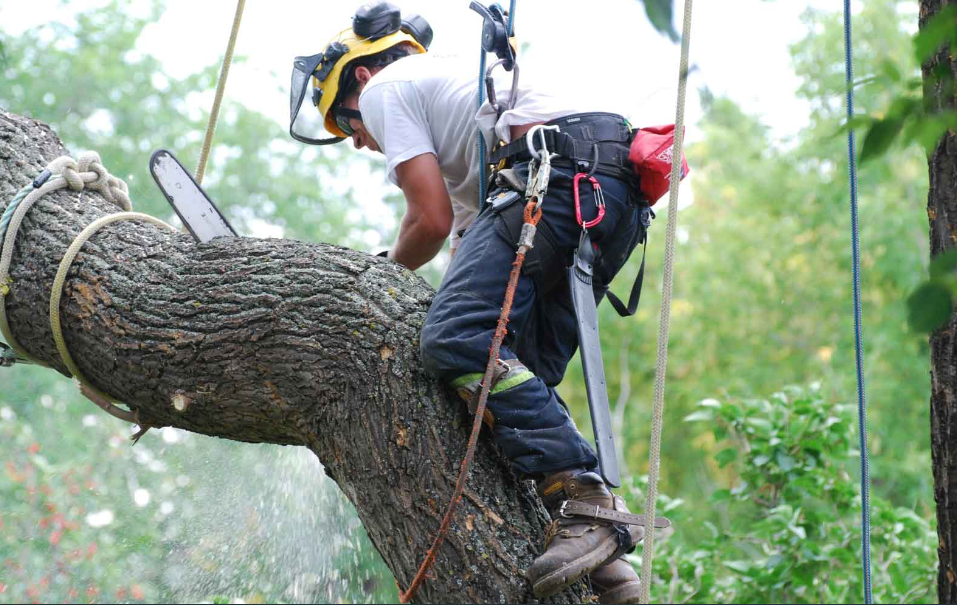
[353,2,402,41]
[315,42,349,82]
[401,14,433,50]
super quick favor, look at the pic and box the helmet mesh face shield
[289,53,344,145]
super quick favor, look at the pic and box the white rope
[638,0,693,601]
[0,152,176,425]
[0,153,132,365]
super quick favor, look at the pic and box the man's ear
[354,65,373,85]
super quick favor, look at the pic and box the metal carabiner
[485,59,520,116]
[526,124,561,162]
[573,173,606,230]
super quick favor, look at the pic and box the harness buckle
[526,124,561,162]
[558,500,571,518]
[573,173,605,230]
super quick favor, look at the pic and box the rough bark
[0,109,592,604]
[922,1,957,602]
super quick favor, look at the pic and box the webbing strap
[606,239,646,317]
[559,499,671,529]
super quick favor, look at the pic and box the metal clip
[485,59,520,117]
[573,173,606,230]
[525,124,561,162]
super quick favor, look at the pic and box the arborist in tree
[290,3,662,602]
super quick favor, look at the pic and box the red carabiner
[573,173,605,230]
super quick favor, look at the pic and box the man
[292,5,651,602]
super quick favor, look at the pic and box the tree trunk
[922,1,957,602]
[0,109,591,604]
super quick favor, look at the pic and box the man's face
[339,89,380,153]
[342,65,382,153]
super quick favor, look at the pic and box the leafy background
[0,0,941,602]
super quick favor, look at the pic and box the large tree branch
[0,109,590,604]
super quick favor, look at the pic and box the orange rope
[399,201,543,603]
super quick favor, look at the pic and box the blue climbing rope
[0,183,33,248]
[477,1,517,215]
[843,1,873,602]
[0,182,38,367]
[477,45,488,213]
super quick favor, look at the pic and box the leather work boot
[589,556,642,604]
[527,469,645,600]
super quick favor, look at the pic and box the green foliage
[635,387,935,604]
[639,0,679,42]
[0,0,387,249]
[913,5,957,64]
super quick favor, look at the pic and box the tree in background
[919,0,957,600]
[0,1,399,602]
[0,0,943,602]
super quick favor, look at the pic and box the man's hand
[392,153,453,270]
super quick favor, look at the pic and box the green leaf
[640,0,679,42]
[715,447,738,468]
[881,59,902,83]
[914,5,957,63]
[710,488,731,503]
[905,111,957,155]
[860,117,904,163]
[931,250,957,280]
[725,560,752,575]
[753,454,771,467]
[684,410,714,423]
[908,281,954,333]
[776,452,796,472]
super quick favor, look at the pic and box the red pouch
[628,124,690,205]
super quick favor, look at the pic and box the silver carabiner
[525,124,561,162]
[485,59,520,115]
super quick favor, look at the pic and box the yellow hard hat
[313,28,426,138]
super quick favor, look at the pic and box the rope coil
[0,152,175,435]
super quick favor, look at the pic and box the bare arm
[390,153,453,271]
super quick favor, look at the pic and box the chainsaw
[149,149,237,242]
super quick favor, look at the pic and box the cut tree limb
[0,109,592,604]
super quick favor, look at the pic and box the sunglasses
[334,107,363,137]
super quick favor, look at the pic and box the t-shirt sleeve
[358,81,436,186]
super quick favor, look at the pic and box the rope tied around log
[0,151,176,442]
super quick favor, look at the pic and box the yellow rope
[195,0,247,185]
[49,211,176,411]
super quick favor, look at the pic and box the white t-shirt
[358,54,580,249]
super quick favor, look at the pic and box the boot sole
[531,532,628,599]
[598,579,642,604]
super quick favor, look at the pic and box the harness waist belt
[489,112,633,174]
[559,499,672,529]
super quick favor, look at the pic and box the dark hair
[335,44,413,109]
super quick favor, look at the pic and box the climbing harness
[637,0,694,601]
[398,126,552,603]
[195,0,246,184]
[842,0,873,601]
[0,153,176,441]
